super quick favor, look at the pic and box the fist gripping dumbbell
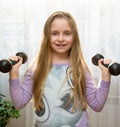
[0,52,28,73]
[92,54,120,76]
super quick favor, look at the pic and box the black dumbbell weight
[0,52,28,73]
[92,53,120,76]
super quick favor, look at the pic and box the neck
[52,53,70,64]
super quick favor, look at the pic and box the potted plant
[0,93,20,127]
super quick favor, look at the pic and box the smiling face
[50,18,73,58]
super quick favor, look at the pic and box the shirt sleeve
[9,69,33,109]
[85,71,110,112]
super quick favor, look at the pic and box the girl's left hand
[98,58,112,82]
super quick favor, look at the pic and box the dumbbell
[0,52,28,73]
[92,54,120,76]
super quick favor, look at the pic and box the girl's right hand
[9,55,23,80]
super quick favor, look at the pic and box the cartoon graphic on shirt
[34,66,83,127]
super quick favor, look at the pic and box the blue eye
[66,32,70,35]
[65,31,71,36]
[51,32,58,36]
[64,30,72,35]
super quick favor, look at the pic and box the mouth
[55,43,67,47]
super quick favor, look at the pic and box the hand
[9,55,23,80]
[98,58,112,82]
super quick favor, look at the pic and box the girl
[9,11,111,127]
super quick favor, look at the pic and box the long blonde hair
[33,11,89,110]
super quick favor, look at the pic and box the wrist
[101,74,111,82]
[9,70,19,80]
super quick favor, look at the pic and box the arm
[9,69,33,110]
[86,71,110,112]
[9,55,33,109]
[86,58,111,112]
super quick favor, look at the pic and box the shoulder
[84,68,95,85]
[25,64,35,77]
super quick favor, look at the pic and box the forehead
[51,18,71,30]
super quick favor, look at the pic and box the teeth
[56,44,66,46]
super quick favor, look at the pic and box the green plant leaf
[0,93,21,126]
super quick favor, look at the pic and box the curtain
[0,0,120,127]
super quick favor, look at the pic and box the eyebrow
[51,29,72,32]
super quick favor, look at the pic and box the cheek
[68,38,73,45]
[50,38,55,49]
[68,35,73,43]
[50,37,54,46]
[50,36,56,44]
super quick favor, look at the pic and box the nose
[58,34,64,42]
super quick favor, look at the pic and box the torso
[34,64,83,127]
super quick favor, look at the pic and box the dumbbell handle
[0,52,28,73]
[92,54,120,76]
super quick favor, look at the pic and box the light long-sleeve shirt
[9,64,110,127]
